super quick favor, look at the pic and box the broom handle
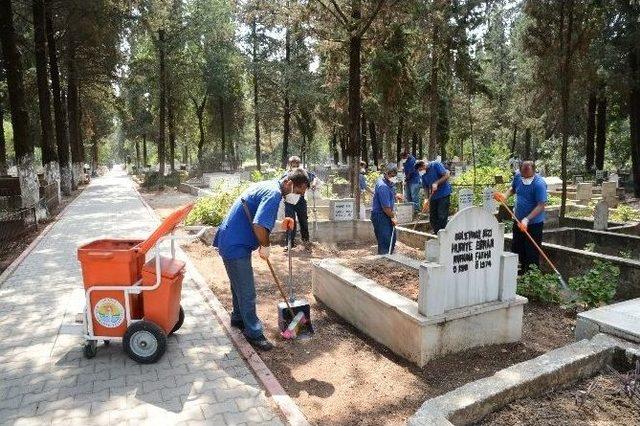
[498,199,562,276]
[265,257,296,318]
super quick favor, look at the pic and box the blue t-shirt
[511,173,547,224]
[359,173,368,191]
[371,176,396,213]
[420,161,452,200]
[213,180,282,260]
[403,155,420,185]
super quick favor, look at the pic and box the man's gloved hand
[518,217,529,232]
[281,217,295,231]
[431,183,438,193]
[258,245,270,260]
[493,192,507,203]
[391,217,398,227]
[396,194,404,202]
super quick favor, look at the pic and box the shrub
[141,171,183,188]
[517,265,563,304]
[185,181,250,226]
[568,260,619,308]
[250,167,286,183]
[610,205,640,223]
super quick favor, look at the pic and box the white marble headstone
[593,200,609,231]
[458,188,474,211]
[329,199,355,221]
[483,187,495,213]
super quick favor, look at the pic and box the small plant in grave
[185,181,250,226]
[568,260,620,309]
[618,249,632,259]
[584,242,596,252]
[610,205,640,223]
[516,265,563,304]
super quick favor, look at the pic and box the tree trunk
[219,97,226,157]
[629,32,640,197]
[369,121,378,168]
[339,131,346,163]
[419,134,424,159]
[168,89,175,172]
[252,17,261,171]
[331,127,339,164]
[559,0,575,219]
[0,94,6,174]
[142,134,148,167]
[158,29,166,177]
[510,125,518,157]
[348,0,362,214]
[361,113,368,163]
[46,2,71,195]
[33,0,59,194]
[411,132,418,157]
[585,91,596,171]
[67,39,83,187]
[524,127,531,159]
[281,24,291,168]
[192,95,206,164]
[428,28,439,159]
[135,138,140,168]
[395,115,403,161]
[595,95,607,171]
[0,0,40,210]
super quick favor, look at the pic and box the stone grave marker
[609,172,619,187]
[395,202,414,224]
[543,176,563,191]
[576,183,593,204]
[329,198,355,221]
[423,206,518,317]
[482,187,495,213]
[593,200,609,231]
[574,175,584,184]
[458,188,474,211]
[601,181,618,207]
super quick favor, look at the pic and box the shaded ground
[0,186,84,272]
[141,186,578,425]
[480,371,640,425]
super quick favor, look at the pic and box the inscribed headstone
[576,183,593,203]
[458,188,474,211]
[395,202,414,224]
[483,187,495,213]
[329,199,355,221]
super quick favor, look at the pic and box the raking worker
[371,163,403,254]
[415,159,452,234]
[282,156,318,251]
[494,160,547,273]
[213,168,310,351]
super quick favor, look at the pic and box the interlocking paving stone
[0,169,282,425]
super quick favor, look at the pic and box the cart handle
[85,252,114,259]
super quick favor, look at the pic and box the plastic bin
[141,256,186,334]
[77,239,145,287]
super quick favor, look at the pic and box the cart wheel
[83,341,97,359]
[170,306,185,335]
[123,321,166,364]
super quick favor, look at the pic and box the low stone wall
[559,217,625,230]
[544,227,640,258]
[178,182,211,197]
[271,219,376,245]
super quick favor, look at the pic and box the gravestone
[458,188,474,211]
[482,187,495,213]
[329,198,355,221]
[609,173,619,187]
[601,181,618,207]
[422,207,521,317]
[576,183,593,205]
[544,176,563,192]
[395,202,414,224]
[574,175,584,184]
[593,200,609,231]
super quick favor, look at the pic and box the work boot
[230,319,244,330]
[246,335,274,351]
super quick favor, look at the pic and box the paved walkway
[0,170,281,425]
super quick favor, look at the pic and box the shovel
[494,196,571,292]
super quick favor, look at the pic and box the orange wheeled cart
[77,204,206,363]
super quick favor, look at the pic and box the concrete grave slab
[575,298,640,343]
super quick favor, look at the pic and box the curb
[0,186,85,287]
[133,182,310,426]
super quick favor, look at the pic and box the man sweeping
[494,161,547,273]
[416,159,452,234]
[283,156,318,250]
[371,163,401,254]
[213,168,310,350]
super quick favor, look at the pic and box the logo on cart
[94,298,125,328]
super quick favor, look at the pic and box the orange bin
[141,257,186,334]
[77,239,145,337]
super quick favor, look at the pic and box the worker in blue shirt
[282,156,318,250]
[416,159,452,233]
[213,168,310,350]
[401,151,421,214]
[371,163,402,254]
[495,161,547,273]
[359,160,374,196]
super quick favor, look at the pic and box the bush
[142,171,183,188]
[250,167,286,183]
[610,205,640,223]
[185,181,250,226]
[517,265,563,304]
[568,260,619,308]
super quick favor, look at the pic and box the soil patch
[137,186,196,219]
[346,257,419,301]
[480,370,640,425]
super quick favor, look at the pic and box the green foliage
[142,171,185,188]
[583,243,596,252]
[618,249,632,259]
[610,205,640,223]
[547,195,561,206]
[185,181,250,226]
[517,266,562,304]
[250,168,285,183]
[454,166,513,188]
[568,260,620,308]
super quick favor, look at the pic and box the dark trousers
[371,211,396,254]
[430,195,450,234]
[285,196,309,245]
[512,221,544,273]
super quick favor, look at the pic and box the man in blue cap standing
[213,168,310,350]
[371,163,401,254]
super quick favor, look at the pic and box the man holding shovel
[213,168,310,350]
[416,159,452,234]
[494,161,547,273]
[283,156,318,251]
[371,163,403,254]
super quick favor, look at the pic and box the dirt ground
[480,370,640,425]
[138,186,196,219]
[347,257,419,301]
[141,187,578,425]
[183,239,576,425]
[0,186,85,272]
